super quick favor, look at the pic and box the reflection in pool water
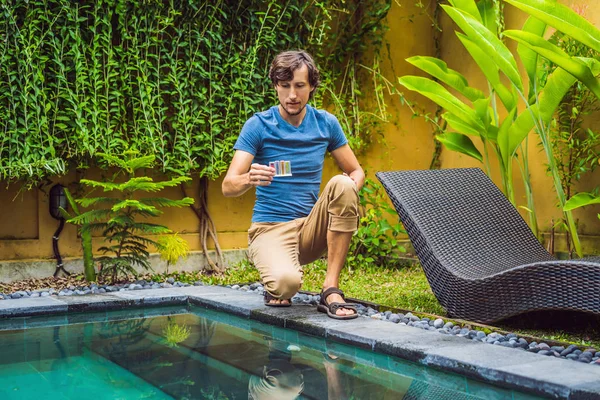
[0,306,541,399]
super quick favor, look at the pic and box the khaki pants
[248,175,360,300]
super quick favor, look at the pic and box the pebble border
[1,278,599,366]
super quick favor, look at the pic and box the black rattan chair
[376,168,600,324]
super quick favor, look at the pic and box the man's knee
[264,268,302,299]
[326,174,357,194]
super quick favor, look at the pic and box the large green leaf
[457,33,517,111]
[504,67,577,163]
[563,192,600,211]
[443,5,524,92]
[398,76,484,130]
[436,132,483,162]
[504,0,600,53]
[442,112,481,136]
[448,0,482,23]
[497,107,517,166]
[477,0,498,34]
[504,30,600,99]
[406,56,485,102]
[517,17,547,102]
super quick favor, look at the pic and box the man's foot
[317,287,358,319]
[264,291,291,307]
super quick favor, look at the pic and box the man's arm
[330,144,365,190]
[222,150,275,197]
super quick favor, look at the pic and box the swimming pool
[0,305,541,399]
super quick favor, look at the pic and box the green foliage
[0,1,391,185]
[68,151,194,282]
[347,179,406,270]
[397,0,600,256]
[540,32,600,252]
[157,233,190,273]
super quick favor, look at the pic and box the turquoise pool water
[0,306,542,399]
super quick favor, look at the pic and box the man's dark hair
[269,50,320,98]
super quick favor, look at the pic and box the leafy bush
[157,233,191,274]
[347,179,406,269]
[68,151,194,282]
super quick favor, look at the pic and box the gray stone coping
[1,285,599,399]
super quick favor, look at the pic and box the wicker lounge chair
[376,168,600,324]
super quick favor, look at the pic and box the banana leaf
[406,56,485,102]
[504,30,600,99]
[448,0,482,23]
[502,68,577,165]
[398,75,484,130]
[443,5,524,92]
[497,107,517,167]
[563,192,600,211]
[477,0,498,34]
[457,33,517,111]
[436,132,483,162]
[504,0,600,53]
[517,16,547,103]
[442,112,481,136]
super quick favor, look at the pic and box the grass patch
[151,259,600,348]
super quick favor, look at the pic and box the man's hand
[247,163,275,187]
[223,151,278,197]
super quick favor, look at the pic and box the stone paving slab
[0,285,599,399]
[0,296,67,318]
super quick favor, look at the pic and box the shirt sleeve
[233,116,262,155]
[326,113,349,152]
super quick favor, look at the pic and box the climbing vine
[0,0,392,184]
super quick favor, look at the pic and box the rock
[550,346,565,353]
[389,314,401,323]
[560,345,578,357]
[40,291,50,297]
[194,281,204,286]
[98,288,106,293]
[443,322,454,330]
[167,278,175,284]
[433,319,444,329]
[538,343,550,351]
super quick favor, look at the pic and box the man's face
[275,64,314,117]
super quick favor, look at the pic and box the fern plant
[68,151,194,282]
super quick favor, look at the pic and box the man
[222,50,364,319]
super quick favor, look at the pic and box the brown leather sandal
[317,287,358,320]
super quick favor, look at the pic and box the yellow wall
[1,0,600,262]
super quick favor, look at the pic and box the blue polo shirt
[233,105,348,223]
